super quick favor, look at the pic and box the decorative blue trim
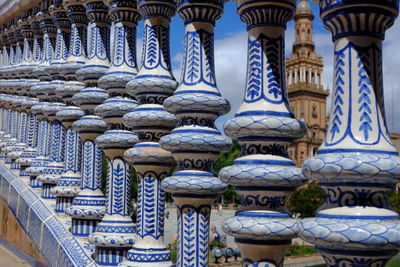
[317,148,398,155]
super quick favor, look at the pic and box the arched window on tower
[312,105,318,118]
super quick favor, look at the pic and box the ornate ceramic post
[0,97,18,166]
[87,2,140,264]
[298,0,400,265]
[66,0,110,237]
[6,24,16,81]
[3,96,28,170]
[15,7,45,175]
[11,22,23,88]
[16,11,33,96]
[0,25,19,157]
[0,30,8,94]
[50,0,88,214]
[2,26,12,83]
[25,102,51,188]
[30,0,56,100]
[219,1,308,266]
[5,96,34,172]
[14,97,39,177]
[65,116,107,236]
[88,129,137,265]
[55,0,87,104]
[37,102,66,199]
[45,0,71,101]
[97,0,140,97]
[160,1,231,266]
[119,1,178,266]
[4,13,40,167]
[25,1,56,186]
[51,106,84,212]
[74,0,109,88]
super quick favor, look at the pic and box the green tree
[287,181,325,218]
[214,140,241,205]
[388,190,400,214]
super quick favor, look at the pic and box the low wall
[0,198,47,264]
[0,162,95,267]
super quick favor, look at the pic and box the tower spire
[286,0,329,166]
[293,0,315,57]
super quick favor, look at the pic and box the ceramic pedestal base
[71,218,101,237]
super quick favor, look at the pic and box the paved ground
[0,244,30,267]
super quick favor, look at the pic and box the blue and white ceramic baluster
[55,0,87,104]
[89,130,138,265]
[5,17,35,166]
[119,1,178,266]
[92,0,140,136]
[1,27,12,85]
[15,97,39,177]
[2,96,26,170]
[74,0,110,101]
[37,102,67,199]
[97,0,140,97]
[66,0,110,237]
[0,30,4,81]
[87,3,140,265]
[51,106,84,212]
[0,97,18,164]
[17,11,34,96]
[1,28,11,92]
[45,0,71,100]
[11,23,23,91]
[298,0,400,265]
[26,102,51,188]
[65,116,107,236]
[160,1,232,266]
[5,24,15,88]
[3,96,25,167]
[5,25,16,83]
[219,1,307,266]
[0,26,19,154]
[29,7,44,88]
[50,0,88,214]
[15,8,44,169]
[5,97,32,171]
[30,0,56,101]
[16,12,32,96]
[0,31,7,94]
[0,31,10,139]
[41,0,75,205]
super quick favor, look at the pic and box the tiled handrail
[0,162,95,266]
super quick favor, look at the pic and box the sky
[136,0,400,134]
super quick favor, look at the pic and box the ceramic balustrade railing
[50,0,88,214]
[86,0,141,265]
[159,1,232,266]
[120,0,178,266]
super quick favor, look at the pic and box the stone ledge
[0,162,96,267]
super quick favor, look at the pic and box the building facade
[286,0,329,166]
